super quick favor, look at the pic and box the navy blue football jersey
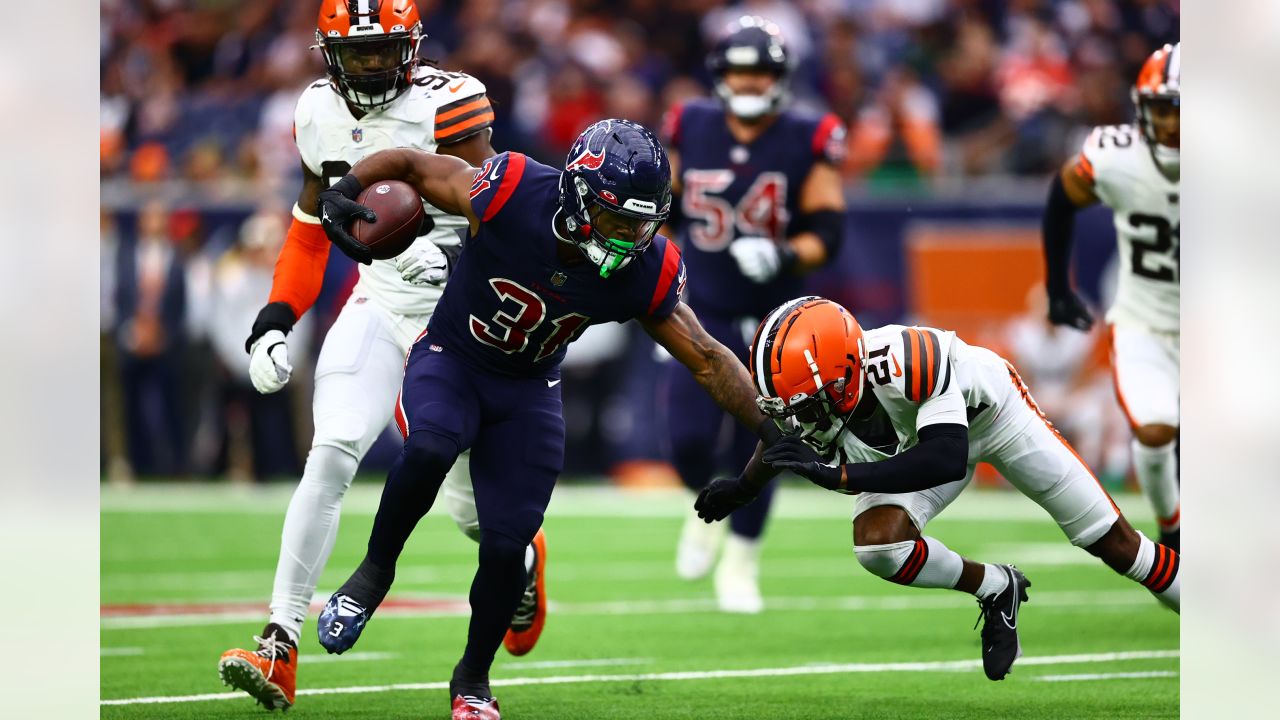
[662,99,845,319]
[425,151,687,377]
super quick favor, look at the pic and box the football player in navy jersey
[311,119,782,720]
[659,15,848,613]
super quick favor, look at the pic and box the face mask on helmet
[708,17,791,120]
[1131,43,1180,176]
[319,33,418,110]
[757,377,855,455]
[561,176,664,277]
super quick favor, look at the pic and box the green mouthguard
[598,237,636,278]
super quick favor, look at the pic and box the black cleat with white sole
[975,565,1031,681]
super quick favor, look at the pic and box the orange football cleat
[502,529,547,656]
[452,694,501,720]
[218,625,298,711]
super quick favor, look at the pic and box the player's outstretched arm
[1043,158,1101,330]
[641,302,782,521]
[640,302,769,435]
[763,423,969,495]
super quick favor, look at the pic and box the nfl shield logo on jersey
[551,272,567,287]
[351,127,363,143]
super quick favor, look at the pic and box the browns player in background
[1041,43,1181,551]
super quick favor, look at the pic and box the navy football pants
[663,313,776,539]
[366,343,563,674]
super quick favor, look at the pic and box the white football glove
[394,241,450,286]
[248,329,293,394]
[728,236,783,283]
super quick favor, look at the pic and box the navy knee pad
[477,530,529,570]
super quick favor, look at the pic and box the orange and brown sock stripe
[1141,543,1180,594]
[889,538,929,585]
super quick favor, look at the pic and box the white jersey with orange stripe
[1075,124,1180,333]
[294,65,492,317]
[829,326,1024,465]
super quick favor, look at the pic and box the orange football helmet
[750,296,865,428]
[1132,42,1180,151]
[314,0,423,111]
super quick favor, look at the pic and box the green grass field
[101,481,1178,719]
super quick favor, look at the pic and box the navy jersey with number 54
[425,151,687,377]
[662,99,844,319]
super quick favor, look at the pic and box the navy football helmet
[707,16,791,120]
[558,119,672,278]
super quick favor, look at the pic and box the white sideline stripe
[302,651,398,664]
[101,590,1154,630]
[501,657,654,670]
[1035,671,1179,682]
[101,650,1178,706]
[100,647,144,656]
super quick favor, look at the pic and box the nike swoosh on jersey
[488,166,501,182]
[547,379,561,387]
[449,80,466,93]
[891,354,902,377]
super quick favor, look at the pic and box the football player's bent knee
[401,429,461,479]
[1134,423,1177,447]
[853,506,916,547]
[477,531,528,570]
[855,541,918,579]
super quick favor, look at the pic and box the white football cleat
[714,533,764,614]
[676,507,725,580]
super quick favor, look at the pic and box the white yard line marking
[302,651,398,664]
[1035,671,1179,682]
[101,590,1153,630]
[100,647,144,656]
[101,649,1178,706]
[501,657,654,670]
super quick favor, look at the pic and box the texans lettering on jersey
[293,65,494,316]
[425,151,686,377]
[1073,124,1179,332]
[662,99,845,319]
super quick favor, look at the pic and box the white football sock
[1131,439,1180,531]
[1123,531,1180,612]
[975,563,1011,600]
[269,445,359,642]
[855,536,964,590]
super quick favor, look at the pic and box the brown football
[351,180,427,260]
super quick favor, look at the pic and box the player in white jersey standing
[694,297,1181,681]
[1041,43,1181,551]
[217,2,548,711]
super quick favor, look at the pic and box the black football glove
[694,476,758,523]
[1047,290,1094,331]
[762,436,847,493]
[318,175,377,265]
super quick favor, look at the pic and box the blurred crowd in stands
[102,0,1178,187]
[100,0,1172,483]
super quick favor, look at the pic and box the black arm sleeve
[1042,175,1079,297]
[843,423,969,494]
[793,209,843,260]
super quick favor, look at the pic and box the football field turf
[101,482,1178,719]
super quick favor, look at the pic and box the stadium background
[98,0,1179,488]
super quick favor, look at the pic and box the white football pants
[855,367,1120,549]
[268,293,473,640]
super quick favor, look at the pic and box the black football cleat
[975,565,1031,681]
